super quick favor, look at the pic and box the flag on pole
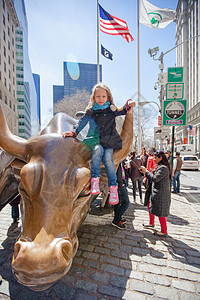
[101,45,113,60]
[140,0,176,29]
[99,4,134,43]
[189,125,196,136]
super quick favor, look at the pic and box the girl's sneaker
[109,186,119,205]
[90,177,100,194]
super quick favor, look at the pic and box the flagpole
[97,0,100,83]
[137,0,142,154]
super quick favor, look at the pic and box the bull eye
[20,162,43,199]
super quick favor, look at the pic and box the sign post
[164,66,186,191]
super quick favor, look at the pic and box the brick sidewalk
[0,185,200,299]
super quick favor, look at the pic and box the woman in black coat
[140,150,171,236]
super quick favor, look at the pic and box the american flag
[189,125,196,136]
[99,4,134,43]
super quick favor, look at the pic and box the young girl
[62,83,135,205]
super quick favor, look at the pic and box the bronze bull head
[0,104,133,291]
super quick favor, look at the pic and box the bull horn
[113,109,133,164]
[0,103,27,161]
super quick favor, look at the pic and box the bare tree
[53,89,91,118]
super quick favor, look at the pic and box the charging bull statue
[0,103,133,291]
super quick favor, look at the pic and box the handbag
[144,180,152,206]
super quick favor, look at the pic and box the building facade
[0,0,19,135]
[16,26,31,139]
[53,62,102,104]
[13,0,40,135]
[175,0,200,151]
[33,73,41,128]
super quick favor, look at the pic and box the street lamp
[138,101,160,112]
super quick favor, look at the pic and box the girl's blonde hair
[86,82,116,110]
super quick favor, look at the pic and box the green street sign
[162,100,187,126]
[167,67,183,82]
[166,83,184,100]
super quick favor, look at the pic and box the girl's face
[154,155,162,164]
[94,88,108,106]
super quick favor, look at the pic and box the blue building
[53,62,102,104]
[33,73,41,128]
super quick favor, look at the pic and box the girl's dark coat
[86,106,127,149]
[145,164,171,217]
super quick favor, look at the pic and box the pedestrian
[140,147,148,167]
[140,150,171,236]
[112,162,130,229]
[129,151,143,204]
[10,194,20,224]
[143,148,157,187]
[62,82,135,205]
[123,158,130,187]
[173,151,182,194]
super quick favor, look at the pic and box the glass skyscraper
[13,0,40,135]
[53,62,102,104]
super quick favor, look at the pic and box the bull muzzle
[12,237,78,291]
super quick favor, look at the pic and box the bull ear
[113,109,133,165]
[0,104,27,161]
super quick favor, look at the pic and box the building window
[12,25,14,33]
[9,84,11,92]
[0,90,2,99]
[4,62,6,72]
[3,47,6,57]
[8,55,10,64]
[4,78,6,86]
[9,100,12,108]
[13,90,15,97]
[13,104,15,112]
[13,77,15,85]
[7,12,9,22]
[12,37,14,46]
[12,51,14,59]
[5,95,7,104]
[12,64,14,71]
[8,26,10,36]
[3,15,5,25]
[3,30,5,41]
[3,0,5,9]
[8,40,10,50]
[9,70,10,78]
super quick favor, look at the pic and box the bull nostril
[13,243,21,260]
[61,244,71,262]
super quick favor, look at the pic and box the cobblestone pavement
[0,184,200,300]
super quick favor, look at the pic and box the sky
[24,0,178,132]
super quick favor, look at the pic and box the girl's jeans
[91,145,117,187]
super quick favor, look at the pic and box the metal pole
[159,52,164,150]
[137,0,141,154]
[97,0,100,83]
[170,125,175,191]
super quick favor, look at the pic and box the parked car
[181,155,199,171]
[194,152,200,159]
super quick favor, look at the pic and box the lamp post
[138,101,160,112]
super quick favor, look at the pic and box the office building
[16,26,31,139]
[33,73,41,128]
[13,0,40,135]
[0,0,19,135]
[175,0,200,151]
[53,62,102,104]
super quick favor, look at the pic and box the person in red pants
[140,150,171,236]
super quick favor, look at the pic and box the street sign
[162,100,187,126]
[167,67,183,82]
[154,127,162,140]
[166,83,184,100]
[158,115,161,126]
[154,127,170,140]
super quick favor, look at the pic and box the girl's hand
[127,100,136,108]
[62,131,74,138]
